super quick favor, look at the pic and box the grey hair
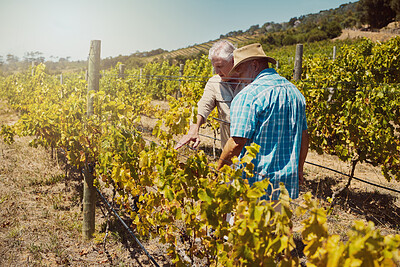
[208,40,236,61]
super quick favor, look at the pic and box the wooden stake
[83,40,100,239]
[31,61,35,76]
[119,64,125,79]
[333,46,337,60]
[87,40,100,116]
[293,44,303,81]
[177,63,184,99]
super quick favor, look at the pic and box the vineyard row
[0,37,399,265]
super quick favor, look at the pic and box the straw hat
[229,43,276,74]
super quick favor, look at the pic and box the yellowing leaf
[198,189,212,204]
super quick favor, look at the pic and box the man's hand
[217,136,248,169]
[174,115,205,150]
[174,129,201,149]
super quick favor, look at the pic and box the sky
[0,0,356,61]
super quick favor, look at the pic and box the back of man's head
[255,58,270,71]
[208,40,236,62]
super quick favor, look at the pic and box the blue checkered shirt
[230,68,307,200]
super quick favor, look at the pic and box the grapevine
[0,38,399,265]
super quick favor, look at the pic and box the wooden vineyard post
[83,40,101,239]
[333,46,337,60]
[60,74,64,99]
[31,61,35,76]
[293,44,303,81]
[87,40,100,116]
[119,64,125,79]
[177,63,184,99]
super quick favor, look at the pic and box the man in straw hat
[217,43,309,203]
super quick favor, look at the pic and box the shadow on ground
[303,176,400,230]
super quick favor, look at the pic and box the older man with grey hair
[175,40,243,150]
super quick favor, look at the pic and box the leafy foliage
[0,38,400,265]
[299,37,400,181]
[357,0,399,28]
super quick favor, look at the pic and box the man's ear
[252,59,261,72]
[254,59,268,72]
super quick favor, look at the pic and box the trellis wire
[132,127,400,195]
[96,73,400,94]
[96,187,161,267]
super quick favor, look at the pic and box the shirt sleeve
[230,90,257,140]
[197,77,217,119]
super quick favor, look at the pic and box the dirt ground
[0,102,173,266]
[334,22,400,42]
[1,97,400,265]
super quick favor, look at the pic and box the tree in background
[357,0,397,28]
[307,29,329,42]
[288,17,298,27]
[23,51,45,63]
[6,54,19,64]
[342,10,358,28]
[282,34,297,45]
[246,24,260,35]
[321,20,342,38]
[391,0,400,20]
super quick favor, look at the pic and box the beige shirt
[197,75,243,149]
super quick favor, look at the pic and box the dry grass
[0,101,171,266]
[0,136,172,266]
[0,101,18,126]
[334,28,399,42]
[293,151,400,238]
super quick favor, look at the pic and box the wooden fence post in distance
[177,63,184,99]
[119,64,125,79]
[293,44,303,81]
[31,61,35,76]
[83,40,101,239]
[333,46,337,60]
